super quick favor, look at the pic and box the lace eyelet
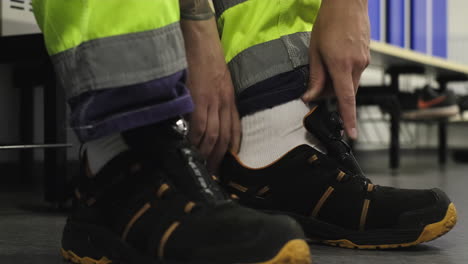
[157,184,170,198]
[307,155,319,164]
[184,201,196,214]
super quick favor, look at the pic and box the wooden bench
[358,41,468,169]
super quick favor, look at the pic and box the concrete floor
[0,150,467,264]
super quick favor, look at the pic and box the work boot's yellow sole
[257,239,312,264]
[61,239,313,264]
[322,203,458,249]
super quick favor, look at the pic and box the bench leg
[43,62,68,205]
[436,79,450,166]
[389,99,400,170]
[438,121,447,164]
[389,73,401,170]
[18,71,34,185]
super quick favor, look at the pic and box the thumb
[302,52,326,102]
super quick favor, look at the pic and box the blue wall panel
[411,0,427,53]
[432,0,448,58]
[387,0,406,47]
[369,0,381,41]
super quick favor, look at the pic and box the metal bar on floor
[0,144,72,150]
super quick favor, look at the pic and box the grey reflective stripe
[51,22,187,98]
[213,0,247,17]
[228,31,311,95]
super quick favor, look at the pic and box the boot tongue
[303,105,364,176]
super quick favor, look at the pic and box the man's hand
[302,0,370,139]
[181,18,241,173]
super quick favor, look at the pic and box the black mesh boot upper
[64,118,309,264]
[219,105,456,247]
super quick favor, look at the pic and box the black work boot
[61,118,311,264]
[219,105,457,249]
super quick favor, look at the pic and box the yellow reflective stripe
[33,0,180,55]
[218,0,321,63]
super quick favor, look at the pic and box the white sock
[238,99,325,168]
[86,133,129,175]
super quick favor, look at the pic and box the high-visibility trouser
[213,0,321,116]
[33,0,192,142]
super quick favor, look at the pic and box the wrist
[181,19,229,77]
